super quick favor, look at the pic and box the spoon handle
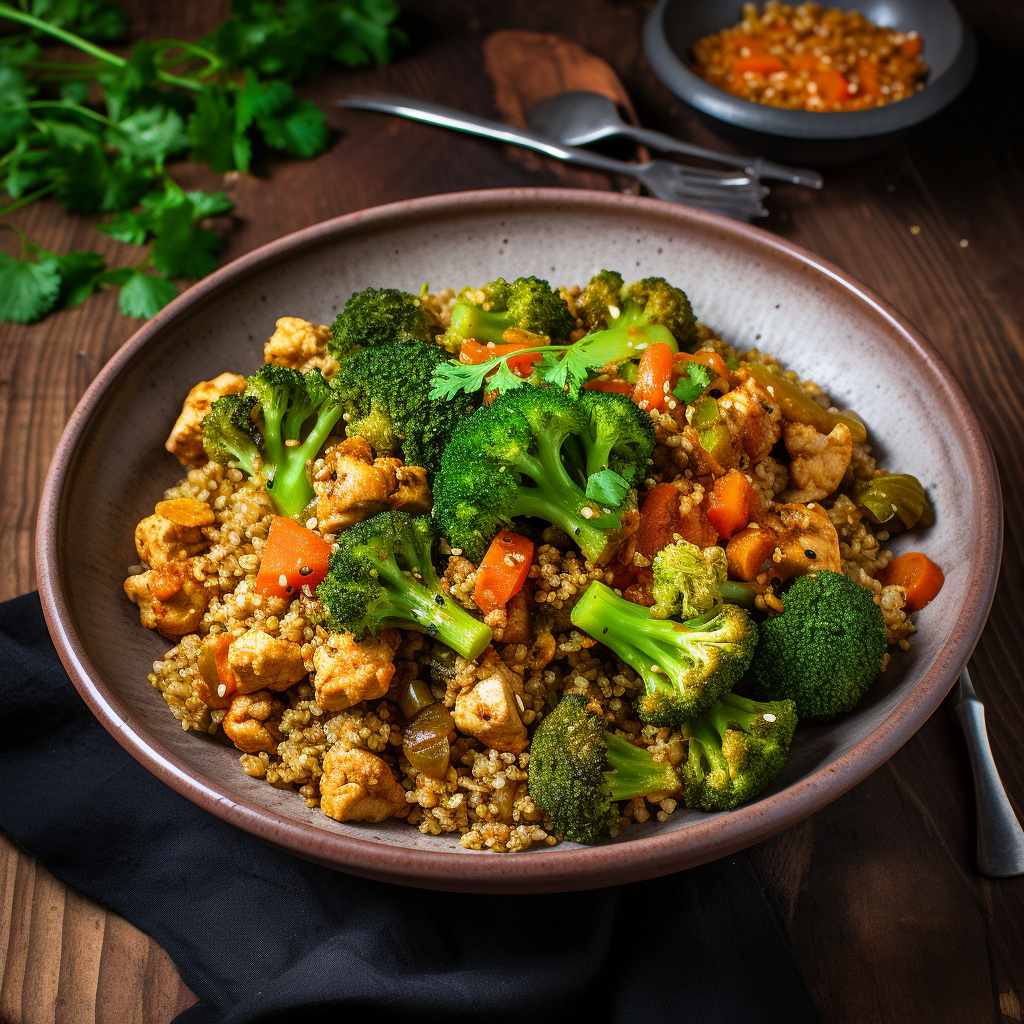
[954,668,1024,877]
[617,123,823,189]
[338,93,648,179]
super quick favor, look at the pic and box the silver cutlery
[338,92,770,221]
[526,91,823,190]
[954,666,1024,877]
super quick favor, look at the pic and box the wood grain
[2,0,1023,1020]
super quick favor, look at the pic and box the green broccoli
[570,580,758,726]
[576,269,625,332]
[441,275,575,349]
[681,692,797,812]
[335,336,476,475]
[749,570,888,720]
[316,510,492,660]
[202,365,344,517]
[651,539,762,620]
[527,693,680,843]
[329,287,431,365]
[432,385,645,564]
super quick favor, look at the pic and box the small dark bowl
[644,0,976,164]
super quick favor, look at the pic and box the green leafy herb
[585,468,630,507]
[0,0,403,325]
[672,361,712,404]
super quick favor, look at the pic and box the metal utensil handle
[339,93,645,179]
[955,673,1024,877]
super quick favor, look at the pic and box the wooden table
[2,0,1023,1019]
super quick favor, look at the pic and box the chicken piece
[779,421,853,503]
[373,458,432,515]
[726,502,840,584]
[719,379,782,465]
[228,629,307,694]
[312,628,401,712]
[264,316,339,376]
[165,372,247,467]
[453,647,527,754]
[223,690,284,754]
[312,437,391,532]
[134,513,208,566]
[124,563,208,637]
[320,745,409,823]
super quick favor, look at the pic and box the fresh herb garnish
[672,361,712,404]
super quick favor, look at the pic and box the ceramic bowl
[643,0,977,164]
[37,189,1000,892]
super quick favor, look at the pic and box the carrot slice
[726,527,778,582]
[635,482,718,559]
[707,470,758,540]
[474,531,534,614]
[584,378,634,395]
[813,69,853,103]
[734,55,786,76]
[195,634,238,709]
[459,338,542,378]
[878,552,944,611]
[255,516,331,600]
[155,497,215,528]
[855,56,880,96]
[633,342,674,412]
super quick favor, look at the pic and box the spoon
[527,91,823,189]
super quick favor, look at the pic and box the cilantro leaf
[428,358,494,401]
[188,87,245,173]
[672,361,712,404]
[116,270,177,318]
[186,190,233,218]
[0,250,62,324]
[486,360,526,395]
[256,97,327,157]
[112,106,189,168]
[55,250,108,307]
[27,0,129,41]
[584,469,630,507]
[149,199,221,280]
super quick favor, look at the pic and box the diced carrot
[474,531,534,614]
[584,378,634,395]
[635,482,718,559]
[902,33,922,57]
[255,516,331,600]
[855,56,880,96]
[155,497,216,528]
[726,527,778,582]
[633,342,674,412]
[813,69,854,103]
[735,54,787,76]
[195,634,237,709]
[789,53,820,72]
[707,470,758,540]
[459,338,541,379]
[878,552,944,611]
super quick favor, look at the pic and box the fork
[338,93,770,221]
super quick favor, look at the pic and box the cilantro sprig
[0,0,404,325]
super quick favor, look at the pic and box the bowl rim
[36,187,1002,892]
[643,0,977,140]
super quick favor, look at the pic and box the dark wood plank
[1,0,1023,1020]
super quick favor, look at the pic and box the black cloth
[0,592,820,1024]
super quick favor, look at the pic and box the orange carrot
[460,338,543,378]
[474,531,534,614]
[855,56,880,96]
[902,33,922,57]
[734,54,786,76]
[583,378,634,395]
[633,342,674,412]
[813,69,853,103]
[196,634,237,709]
[255,516,331,600]
[707,470,758,539]
[878,552,944,611]
[726,527,778,582]
[635,482,718,559]
[789,53,821,72]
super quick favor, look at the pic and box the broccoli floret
[329,287,430,364]
[442,275,575,349]
[681,692,797,812]
[202,366,344,517]
[316,510,492,660]
[570,581,758,725]
[576,269,625,332]
[577,389,656,483]
[432,385,634,564]
[651,539,762,620]
[527,693,680,843]
[749,570,887,720]
[336,336,476,476]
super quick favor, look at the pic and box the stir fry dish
[691,2,928,112]
[125,273,943,852]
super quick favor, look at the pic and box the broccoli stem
[687,716,731,774]
[704,693,768,735]
[602,730,679,800]
[449,304,512,344]
[575,321,679,367]
[266,406,344,517]
[372,558,492,660]
[720,581,760,608]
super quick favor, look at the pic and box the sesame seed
[279,574,288,586]
[763,713,777,723]
[217,684,226,697]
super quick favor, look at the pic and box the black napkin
[0,592,820,1024]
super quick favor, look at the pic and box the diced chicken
[264,316,339,376]
[165,372,247,467]
[726,501,840,584]
[779,422,853,503]
[223,690,284,754]
[312,628,401,712]
[319,745,409,823]
[228,629,307,693]
[124,563,208,637]
[719,379,782,465]
[453,647,527,754]
[312,437,432,532]
[134,513,208,566]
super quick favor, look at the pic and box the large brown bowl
[37,189,1001,893]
